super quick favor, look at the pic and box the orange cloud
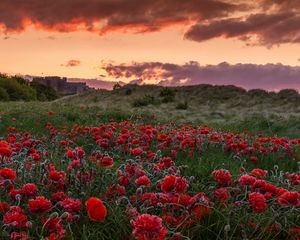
[63,60,81,67]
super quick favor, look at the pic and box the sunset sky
[1,0,300,90]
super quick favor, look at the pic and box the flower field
[0,112,299,240]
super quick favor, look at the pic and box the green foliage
[176,100,188,110]
[0,75,59,101]
[132,94,160,107]
[30,80,59,101]
[0,75,37,101]
[0,87,9,101]
[248,89,269,97]
[159,87,176,103]
[277,89,299,99]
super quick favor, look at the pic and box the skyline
[1,0,300,90]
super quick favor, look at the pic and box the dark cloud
[101,61,300,91]
[0,0,299,46]
[0,0,240,34]
[184,12,300,46]
[63,60,81,67]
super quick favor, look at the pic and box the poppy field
[0,109,299,240]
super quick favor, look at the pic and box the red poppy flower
[85,197,107,222]
[98,156,114,168]
[131,214,166,240]
[0,167,16,180]
[135,175,151,187]
[0,202,10,215]
[161,175,187,194]
[131,148,143,156]
[4,207,27,228]
[249,192,267,213]
[21,183,38,198]
[250,168,268,179]
[28,196,52,214]
[239,175,256,186]
[212,169,232,186]
[61,198,81,213]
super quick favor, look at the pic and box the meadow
[0,85,299,240]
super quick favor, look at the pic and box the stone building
[32,76,89,96]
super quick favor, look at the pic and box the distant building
[32,76,90,96]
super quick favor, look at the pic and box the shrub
[277,89,299,99]
[159,87,175,103]
[0,76,37,101]
[0,87,9,101]
[248,89,269,97]
[30,80,59,101]
[176,100,188,110]
[132,94,159,107]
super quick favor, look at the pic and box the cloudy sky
[1,0,300,90]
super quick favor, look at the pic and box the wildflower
[0,202,10,215]
[61,198,81,213]
[131,214,166,240]
[212,169,232,186]
[278,191,300,207]
[135,175,151,187]
[249,192,267,213]
[0,167,16,180]
[9,189,23,201]
[98,156,114,168]
[51,192,67,203]
[85,197,107,222]
[239,175,256,186]
[31,152,41,161]
[28,196,52,214]
[131,148,143,156]
[21,183,38,198]
[250,156,258,163]
[161,175,187,194]
[214,188,230,203]
[4,207,27,228]
[250,168,268,179]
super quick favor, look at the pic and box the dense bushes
[30,80,59,101]
[132,94,158,107]
[0,75,59,101]
[159,87,176,103]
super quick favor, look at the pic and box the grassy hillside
[58,84,300,122]
[1,84,300,138]
[49,84,300,136]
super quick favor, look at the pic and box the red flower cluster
[131,214,166,240]
[0,115,299,239]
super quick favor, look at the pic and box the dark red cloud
[63,60,81,67]
[101,61,300,91]
[0,0,240,34]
